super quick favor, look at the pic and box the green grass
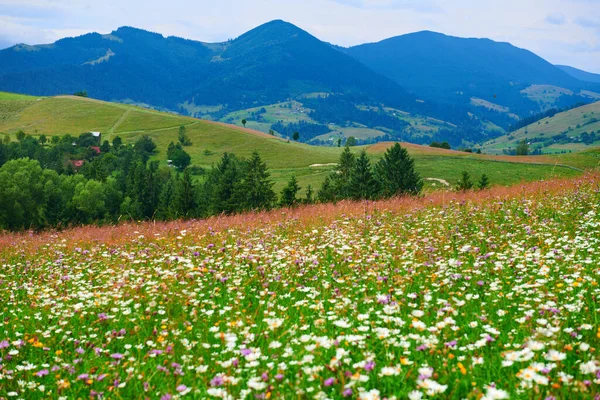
[0,96,126,135]
[0,91,44,101]
[0,92,597,192]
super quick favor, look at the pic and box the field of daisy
[1,176,600,400]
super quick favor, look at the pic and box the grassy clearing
[1,176,599,399]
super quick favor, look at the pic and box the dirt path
[426,178,450,186]
[108,108,132,134]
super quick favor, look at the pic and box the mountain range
[1,20,599,146]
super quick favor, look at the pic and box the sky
[0,0,599,73]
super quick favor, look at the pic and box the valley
[1,92,596,193]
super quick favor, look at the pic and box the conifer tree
[375,143,422,197]
[349,150,378,200]
[280,175,300,207]
[206,153,242,214]
[317,175,335,203]
[456,171,474,192]
[236,151,276,211]
[330,145,355,200]
[478,174,490,190]
[173,168,197,218]
[157,173,176,220]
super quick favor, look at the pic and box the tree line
[0,132,431,231]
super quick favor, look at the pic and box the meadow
[1,175,599,399]
[1,93,598,192]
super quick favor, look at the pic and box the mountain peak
[238,19,307,40]
[112,26,164,40]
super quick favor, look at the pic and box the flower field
[1,177,600,399]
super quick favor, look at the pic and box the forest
[0,133,424,231]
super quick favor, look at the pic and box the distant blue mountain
[0,21,416,114]
[343,31,598,115]
[1,21,598,145]
[556,65,600,84]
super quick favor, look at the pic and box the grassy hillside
[0,92,597,191]
[483,101,600,154]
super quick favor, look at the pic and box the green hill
[1,92,596,191]
[483,101,600,154]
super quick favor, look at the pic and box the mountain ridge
[1,20,599,147]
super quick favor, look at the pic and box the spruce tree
[280,175,300,207]
[236,151,276,211]
[330,145,355,200]
[157,173,176,220]
[206,153,242,214]
[456,171,474,192]
[375,143,423,197]
[478,174,490,190]
[173,168,197,218]
[317,175,335,203]
[349,150,378,200]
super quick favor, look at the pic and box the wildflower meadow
[1,176,599,399]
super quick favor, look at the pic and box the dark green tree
[375,143,423,197]
[349,150,378,200]
[167,142,191,171]
[280,175,301,207]
[173,168,197,218]
[205,153,242,214]
[241,119,247,127]
[178,125,192,146]
[236,151,276,211]
[330,146,356,200]
[516,140,529,156]
[478,174,490,190]
[292,131,300,141]
[112,136,123,151]
[345,136,358,147]
[317,175,336,203]
[456,171,474,192]
[134,135,157,162]
[100,140,111,154]
[38,135,47,146]
[157,173,176,220]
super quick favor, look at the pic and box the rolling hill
[343,31,600,120]
[483,101,600,154]
[1,92,598,191]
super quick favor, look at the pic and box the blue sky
[0,0,599,73]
